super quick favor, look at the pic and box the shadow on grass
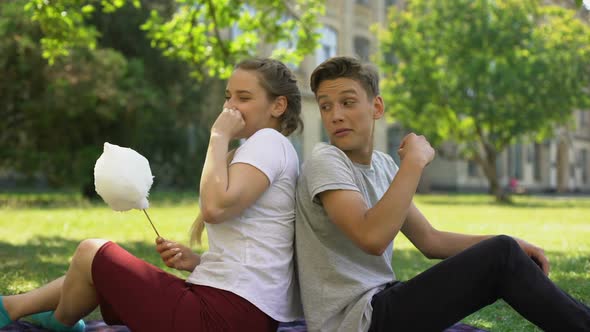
[416,194,590,209]
[4,191,589,209]
[1,237,587,331]
[0,191,197,209]
[0,236,198,295]
[393,247,590,289]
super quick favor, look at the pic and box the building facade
[278,0,392,162]
[260,0,589,194]
[417,2,590,194]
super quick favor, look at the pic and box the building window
[354,36,370,62]
[384,49,397,66]
[468,160,479,177]
[527,145,534,163]
[514,144,523,180]
[316,26,338,65]
[581,150,588,184]
[386,0,397,7]
[508,144,523,180]
[321,125,329,143]
[272,15,299,69]
[534,143,542,181]
[387,126,403,166]
[356,0,369,5]
[496,155,503,178]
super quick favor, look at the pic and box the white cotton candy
[94,142,154,211]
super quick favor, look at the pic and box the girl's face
[224,69,283,139]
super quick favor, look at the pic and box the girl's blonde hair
[190,213,206,246]
[190,58,302,247]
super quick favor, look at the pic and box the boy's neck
[342,145,374,165]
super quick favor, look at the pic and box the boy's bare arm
[320,133,434,255]
[401,204,550,274]
[401,204,490,259]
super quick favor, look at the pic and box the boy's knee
[489,235,520,256]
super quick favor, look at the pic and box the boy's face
[315,77,384,162]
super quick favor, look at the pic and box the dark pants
[369,235,590,332]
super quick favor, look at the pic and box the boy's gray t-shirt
[296,143,399,332]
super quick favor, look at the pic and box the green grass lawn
[1,191,589,331]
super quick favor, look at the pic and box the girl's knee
[72,239,109,268]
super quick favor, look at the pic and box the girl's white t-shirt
[187,128,302,322]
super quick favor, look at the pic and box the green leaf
[25,0,323,79]
[378,0,590,189]
[81,5,95,14]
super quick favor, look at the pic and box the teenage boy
[295,56,590,332]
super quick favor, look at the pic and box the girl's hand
[211,108,246,139]
[155,237,201,272]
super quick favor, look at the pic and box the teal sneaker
[29,311,85,332]
[0,296,13,329]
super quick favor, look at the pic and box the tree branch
[280,0,315,39]
[205,0,230,61]
[281,0,302,21]
[189,3,202,63]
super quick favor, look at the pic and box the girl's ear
[271,96,288,118]
[373,96,384,120]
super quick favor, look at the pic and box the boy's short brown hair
[310,56,380,98]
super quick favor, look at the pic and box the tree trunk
[474,147,510,203]
[557,138,569,193]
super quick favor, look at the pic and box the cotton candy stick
[143,209,161,238]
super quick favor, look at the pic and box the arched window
[316,26,338,65]
[354,36,370,61]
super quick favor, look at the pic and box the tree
[25,0,324,78]
[2,0,324,191]
[378,0,590,201]
[0,0,207,190]
[0,0,149,188]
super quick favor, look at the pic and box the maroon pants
[91,242,278,332]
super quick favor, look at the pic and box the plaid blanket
[1,320,488,331]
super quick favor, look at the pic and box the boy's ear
[373,96,385,120]
[271,96,288,118]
